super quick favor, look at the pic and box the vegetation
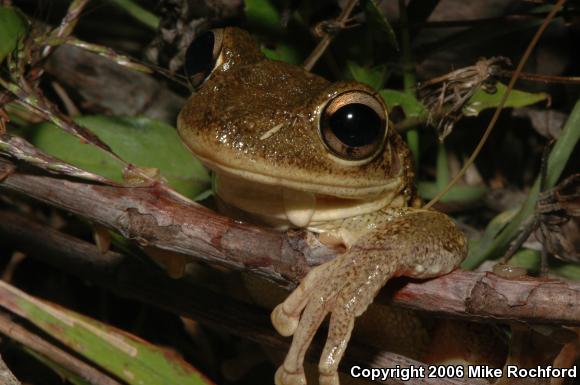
[0,1,578,384]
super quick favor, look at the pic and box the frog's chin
[213,172,407,229]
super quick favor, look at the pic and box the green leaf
[245,0,281,30]
[406,129,419,166]
[435,143,450,190]
[31,116,211,200]
[460,207,518,269]
[417,143,488,204]
[363,0,399,51]
[508,249,540,273]
[466,82,549,115]
[379,89,426,118]
[347,61,388,90]
[552,262,580,281]
[417,182,487,204]
[0,281,215,385]
[0,6,28,62]
[106,0,159,30]
[462,99,580,269]
[262,42,302,64]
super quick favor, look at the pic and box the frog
[177,27,467,385]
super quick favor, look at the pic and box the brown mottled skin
[178,28,467,385]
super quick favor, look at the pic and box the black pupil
[329,103,382,147]
[185,31,215,79]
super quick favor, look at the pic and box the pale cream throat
[214,173,404,228]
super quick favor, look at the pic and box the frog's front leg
[272,209,467,385]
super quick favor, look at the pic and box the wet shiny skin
[177,27,467,385]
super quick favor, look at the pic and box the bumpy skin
[271,209,466,385]
[177,27,467,385]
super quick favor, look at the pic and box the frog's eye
[184,29,224,88]
[319,91,387,161]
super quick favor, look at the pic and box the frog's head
[177,27,415,227]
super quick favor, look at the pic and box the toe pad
[271,305,299,337]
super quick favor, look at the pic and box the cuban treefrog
[177,27,467,385]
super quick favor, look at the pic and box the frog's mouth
[213,171,406,228]
[194,152,404,200]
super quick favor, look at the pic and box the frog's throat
[214,172,406,228]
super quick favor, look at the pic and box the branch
[389,270,580,325]
[0,209,487,385]
[0,160,335,286]
[1,160,580,326]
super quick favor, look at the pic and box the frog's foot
[272,263,334,337]
[274,255,384,385]
[318,267,391,385]
[318,302,356,385]
[273,210,468,385]
[319,373,340,385]
[271,304,299,337]
[275,294,334,385]
[275,366,306,385]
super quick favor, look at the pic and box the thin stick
[499,141,553,264]
[41,0,91,60]
[424,0,567,209]
[499,216,539,264]
[497,69,580,85]
[303,0,359,72]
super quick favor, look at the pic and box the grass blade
[462,99,580,269]
[0,281,215,385]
